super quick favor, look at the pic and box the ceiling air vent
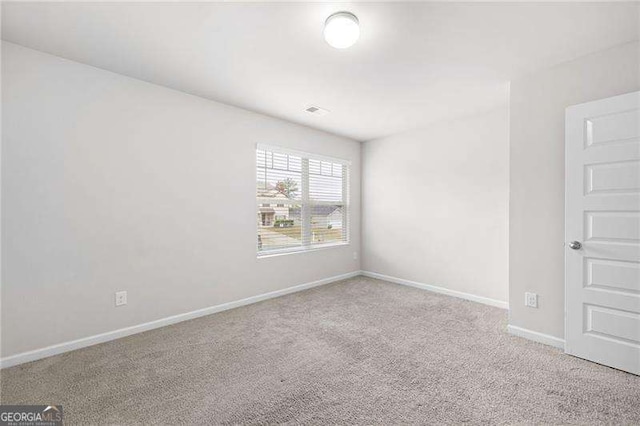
[305,105,330,116]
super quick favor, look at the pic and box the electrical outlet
[115,291,127,307]
[353,252,358,260]
[525,292,538,308]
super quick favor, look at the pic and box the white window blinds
[256,145,350,255]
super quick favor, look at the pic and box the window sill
[257,242,349,259]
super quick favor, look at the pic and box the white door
[565,91,640,375]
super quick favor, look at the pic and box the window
[256,145,349,256]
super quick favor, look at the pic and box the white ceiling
[2,2,638,141]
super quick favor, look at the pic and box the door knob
[569,241,582,250]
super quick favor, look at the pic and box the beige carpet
[1,276,639,424]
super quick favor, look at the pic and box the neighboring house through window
[256,145,350,255]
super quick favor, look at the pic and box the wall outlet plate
[115,291,127,307]
[525,292,538,308]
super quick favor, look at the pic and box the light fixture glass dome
[323,12,360,49]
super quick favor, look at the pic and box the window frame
[256,144,350,258]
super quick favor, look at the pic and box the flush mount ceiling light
[323,11,360,49]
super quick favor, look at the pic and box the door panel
[586,258,640,294]
[585,304,640,346]
[586,160,640,194]
[586,109,640,146]
[566,91,640,375]
[585,211,640,242]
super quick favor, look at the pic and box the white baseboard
[0,271,361,369]
[361,270,509,310]
[363,271,566,350]
[507,325,565,350]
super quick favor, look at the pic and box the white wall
[1,42,361,358]
[362,108,509,305]
[509,41,640,339]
